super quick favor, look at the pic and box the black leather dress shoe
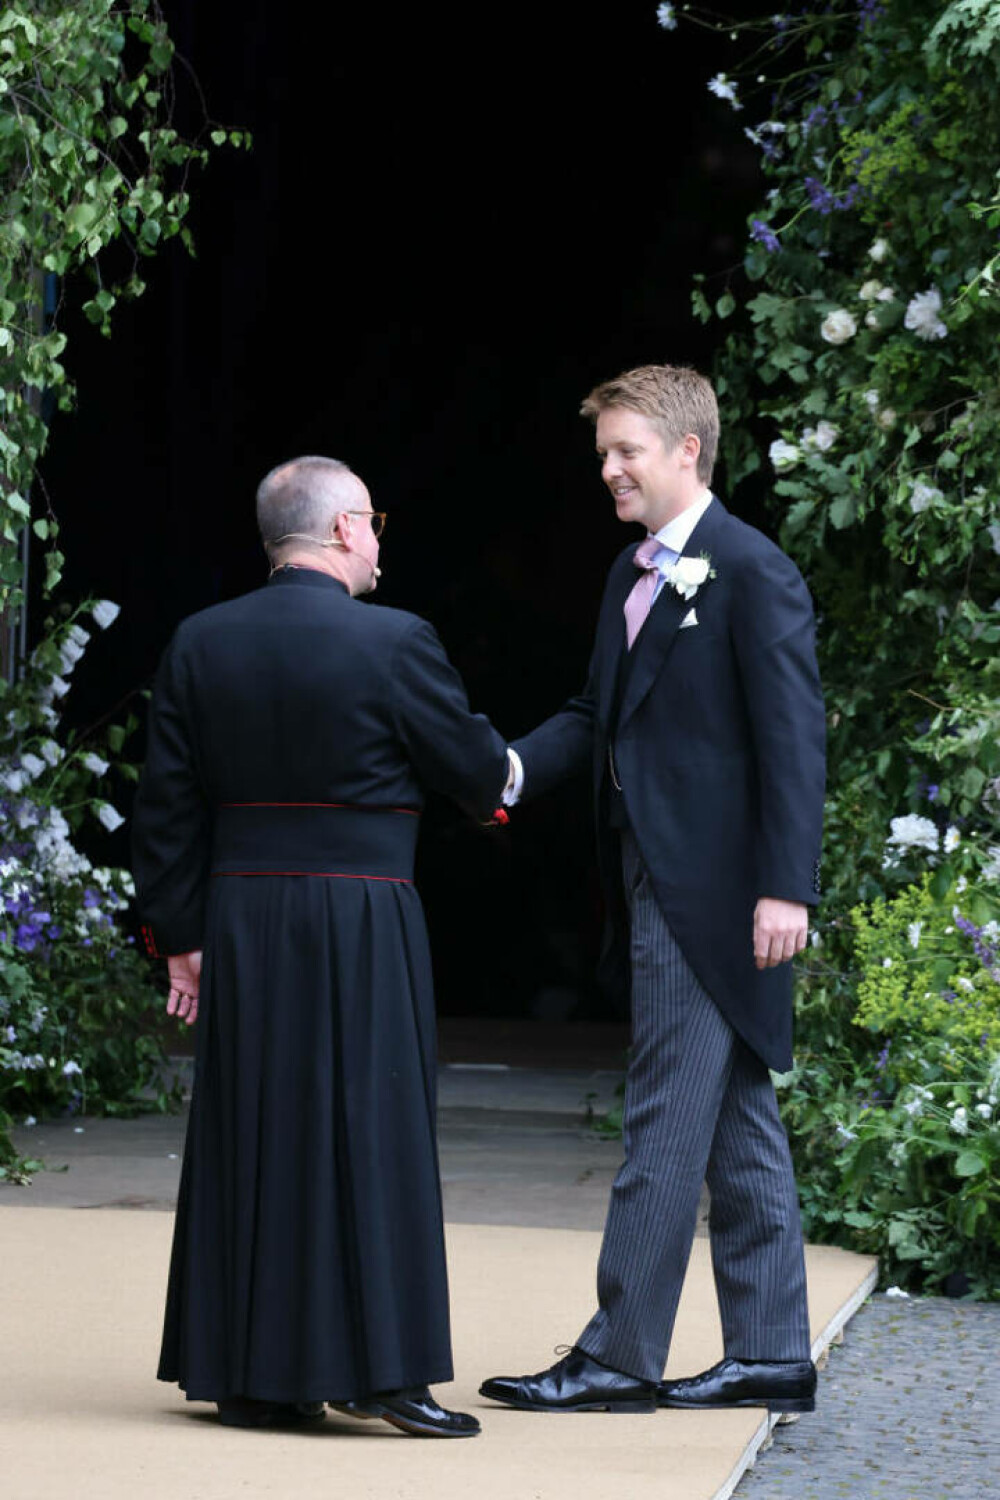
[479,1348,656,1413]
[216,1398,327,1428]
[658,1358,817,1413]
[331,1386,480,1438]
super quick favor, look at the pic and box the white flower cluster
[655,2,677,29]
[769,438,801,471]
[31,807,92,883]
[862,389,897,431]
[904,287,947,342]
[858,278,896,330]
[802,420,838,452]
[902,1084,933,1118]
[909,478,944,515]
[884,814,939,861]
[707,73,741,109]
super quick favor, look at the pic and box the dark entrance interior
[39,1,767,1034]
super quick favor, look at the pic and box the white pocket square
[679,607,698,629]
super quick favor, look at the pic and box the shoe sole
[479,1395,657,1414]
[217,1410,327,1429]
[659,1396,815,1414]
[329,1403,480,1438]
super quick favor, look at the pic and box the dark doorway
[40,1,766,1025]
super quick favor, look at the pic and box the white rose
[904,287,947,342]
[865,311,881,329]
[876,408,897,430]
[859,280,883,301]
[886,814,939,855]
[769,438,801,471]
[668,556,712,600]
[876,286,896,302]
[868,238,889,262]
[802,421,838,452]
[820,309,857,345]
[909,479,943,513]
[863,389,881,411]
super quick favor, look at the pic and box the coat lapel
[617,497,727,730]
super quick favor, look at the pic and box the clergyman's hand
[753,899,808,970]
[167,950,202,1026]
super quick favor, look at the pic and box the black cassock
[132,568,507,1404]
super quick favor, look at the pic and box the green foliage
[1,600,183,1180]
[0,0,247,604]
[679,4,1000,905]
[653,1,1000,1295]
[0,7,235,1174]
[777,1044,1000,1299]
[851,876,1000,1058]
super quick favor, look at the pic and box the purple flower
[805,176,835,214]
[82,888,101,909]
[804,105,828,132]
[751,219,781,253]
[858,0,886,29]
[15,922,41,953]
[926,784,940,803]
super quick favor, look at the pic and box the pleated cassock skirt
[158,806,452,1403]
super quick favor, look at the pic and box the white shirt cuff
[502,747,524,806]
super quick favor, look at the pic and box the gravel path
[739,1293,1000,1500]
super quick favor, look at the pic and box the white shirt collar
[649,489,714,558]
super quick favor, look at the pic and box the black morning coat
[132,567,509,1404]
[512,497,826,1074]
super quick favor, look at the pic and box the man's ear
[332,510,353,549]
[680,433,701,469]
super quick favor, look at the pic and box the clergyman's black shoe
[331,1386,480,1438]
[479,1348,656,1413]
[658,1358,817,1414]
[216,1398,327,1429]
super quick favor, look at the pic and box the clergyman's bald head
[256,456,356,560]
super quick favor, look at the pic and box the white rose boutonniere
[664,554,716,601]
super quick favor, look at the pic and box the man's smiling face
[595,407,691,534]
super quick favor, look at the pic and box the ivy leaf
[716,292,736,319]
[954,1150,987,1177]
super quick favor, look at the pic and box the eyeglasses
[344,510,387,537]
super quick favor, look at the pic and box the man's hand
[753,899,808,970]
[167,950,202,1026]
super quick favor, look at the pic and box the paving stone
[738,1294,1000,1500]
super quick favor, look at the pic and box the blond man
[481,366,825,1416]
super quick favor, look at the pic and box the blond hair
[580,365,719,484]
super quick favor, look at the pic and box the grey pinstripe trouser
[576,831,811,1382]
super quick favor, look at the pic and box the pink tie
[623,538,661,649]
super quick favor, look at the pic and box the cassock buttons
[812,859,822,895]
